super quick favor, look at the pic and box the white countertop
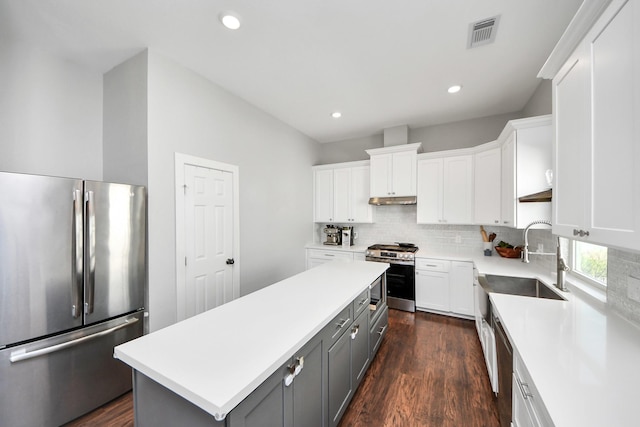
[305,243,368,252]
[429,250,640,427]
[114,260,388,421]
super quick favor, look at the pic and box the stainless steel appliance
[365,243,418,312]
[323,225,341,245]
[341,226,354,247]
[494,313,513,427]
[368,273,385,316]
[0,171,146,426]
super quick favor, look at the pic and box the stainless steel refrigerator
[0,171,146,426]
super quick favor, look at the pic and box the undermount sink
[482,275,566,301]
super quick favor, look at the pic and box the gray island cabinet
[114,261,389,427]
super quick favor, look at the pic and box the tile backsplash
[608,249,640,326]
[314,205,640,327]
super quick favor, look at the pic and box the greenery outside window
[569,240,607,290]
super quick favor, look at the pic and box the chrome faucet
[522,220,570,292]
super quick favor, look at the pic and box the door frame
[174,153,240,321]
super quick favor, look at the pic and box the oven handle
[365,257,414,266]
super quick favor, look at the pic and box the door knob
[226,258,235,265]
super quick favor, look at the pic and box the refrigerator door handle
[9,317,139,363]
[72,189,83,318]
[84,190,96,315]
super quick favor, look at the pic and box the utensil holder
[483,242,492,256]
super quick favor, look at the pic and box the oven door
[385,263,415,312]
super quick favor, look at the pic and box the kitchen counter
[114,260,388,421]
[418,249,640,426]
[491,289,640,427]
[305,243,368,252]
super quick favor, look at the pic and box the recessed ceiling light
[220,12,241,30]
[331,112,342,119]
[448,85,462,94]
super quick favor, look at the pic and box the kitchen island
[114,260,388,426]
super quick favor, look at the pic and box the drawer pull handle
[516,376,534,399]
[377,325,387,336]
[336,318,350,328]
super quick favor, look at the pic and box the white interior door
[176,154,239,321]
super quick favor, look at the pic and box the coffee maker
[341,226,354,247]
[323,225,341,245]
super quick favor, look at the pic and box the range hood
[369,196,417,206]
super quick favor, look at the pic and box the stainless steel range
[365,243,418,312]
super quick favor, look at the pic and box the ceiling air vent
[467,15,500,49]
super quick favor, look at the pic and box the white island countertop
[114,260,388,421]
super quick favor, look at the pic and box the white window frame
[568,239,607,292]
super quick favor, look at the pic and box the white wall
[103,50,148,186]
[520,80,552,118]
[0,40,103,179]
[144,51,320,331]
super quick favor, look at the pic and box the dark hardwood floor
[64,391,133,427]
[64,310,498,427]
[338,310,500,427]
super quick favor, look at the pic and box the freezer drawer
[0,311,143,427]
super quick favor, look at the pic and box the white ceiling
[0,0,583,143]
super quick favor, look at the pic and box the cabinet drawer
[326,304,354,345]
[514,351,553,426]
[353,288,370,317]
[415,258,450,272]
[370,306,388,357]
[307,249,354,261]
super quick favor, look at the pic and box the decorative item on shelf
[494,240,523,258]
[480,226,497,256]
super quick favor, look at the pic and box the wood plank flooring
[338,310,500,427]
[63,310,498,427]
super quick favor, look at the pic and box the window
[570,240,607,288]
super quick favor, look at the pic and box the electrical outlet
[627,276,640,303]
[455,235,462,244]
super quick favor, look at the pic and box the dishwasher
[494,313,513,427]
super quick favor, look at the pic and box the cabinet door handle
[324,254,335,257]
[573,229,590,237]
[350,324,360,339]
[358,297,368,307]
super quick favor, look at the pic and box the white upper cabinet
[416,158,442,223]
[313,162,372,224]
[417,154,473,224]
[366,143,421,197]
[551,0,640,250]
[314,168,334,223]
[498,116,553,229]
[474,146,501,225]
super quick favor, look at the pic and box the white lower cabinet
[306,248,354,270]
[415,258,473,318]
[512,350,553,427]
